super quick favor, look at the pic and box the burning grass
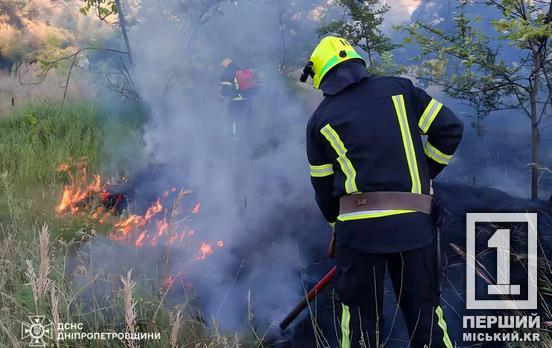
[0,171,257,347]
[0,102,256,347]
[54,161,225,265]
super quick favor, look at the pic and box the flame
[195,239,225,260]
[196,242,214,260]
[56,161,104,214]
[134,231,147,247]
[110,199,163,241]
[56,163,226,268]
[162,271,188,290]
[149,219,169,246]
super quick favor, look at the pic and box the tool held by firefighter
[300,36,463,348]
[279,266,336,331]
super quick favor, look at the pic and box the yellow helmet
[302,36,365,89]
[221,58,233,68]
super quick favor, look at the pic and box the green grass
[0,102,102,187]
[0,101,147,235]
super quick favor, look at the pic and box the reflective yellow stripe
[340,304,351,348]
[320,124,358,194]
[338,209,414,221]
[425,141,452,165]
[309,163,334,177]
[435,306,453,348]
[392,95,421,194]
[418,98,443,134]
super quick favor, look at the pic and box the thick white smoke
[127,0,324,329]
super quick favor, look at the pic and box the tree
[406,0,552,199]
[80,0,133,65]
[318,0,400,75]
[79,0,118,21]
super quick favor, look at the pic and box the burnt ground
[282,182,552,348]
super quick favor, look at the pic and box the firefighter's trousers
[334,240,453,348]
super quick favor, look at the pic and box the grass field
[0,101,253,347]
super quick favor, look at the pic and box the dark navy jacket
[306,60,463,253]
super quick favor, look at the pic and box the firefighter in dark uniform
[219,58,257,139]
[302,36,463,348]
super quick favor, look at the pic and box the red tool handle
[279,266,337,331]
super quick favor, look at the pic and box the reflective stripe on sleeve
[424,141,453,165]
[309,163,334,178]
[418,98,443,134]
[221,81,233,86]
[320,124,358,194]
[392,95,422,194]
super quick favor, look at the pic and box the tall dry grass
[25,224,51,306]
[50,286,61,348]
[170,308,183,348]
[121,270,138,348]
[0,67,91,116]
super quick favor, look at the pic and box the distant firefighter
[219,58,258,139]
[302,36,463,348]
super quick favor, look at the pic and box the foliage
[318,0,398,74]
[0,5,77,70]
[79,0,118,21]
[406,0,552,199]
[0,1,114,70]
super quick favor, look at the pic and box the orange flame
[196,242,214,260]
[55,163,226,268]
[134,231,147,247]
[56,161,104,214]
[110,199,163,241]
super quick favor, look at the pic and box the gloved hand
[327,222,336,258]
[430,181,447,226]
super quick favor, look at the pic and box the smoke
[384,0,421,25]
[424,92,552,200]
[67,0,551,335]
[113,0,322,330]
